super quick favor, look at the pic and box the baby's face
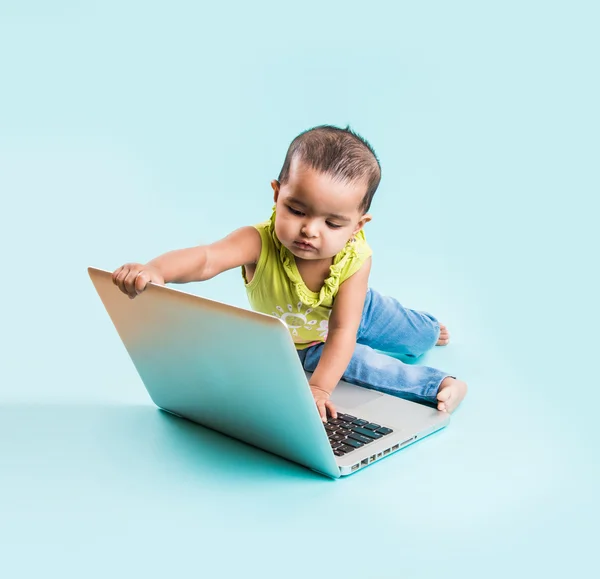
[272,161,371,261]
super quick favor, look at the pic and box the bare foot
[436,377,468,413]
[436,323,450,346]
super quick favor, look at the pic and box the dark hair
[277,124,381,213]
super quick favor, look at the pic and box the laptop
[88,267,450,478]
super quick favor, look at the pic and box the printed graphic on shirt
[316,320,329,340]
[271,302,330,342]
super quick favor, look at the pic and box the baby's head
[272,125,381,261]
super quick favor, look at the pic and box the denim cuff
[424,373,456,404]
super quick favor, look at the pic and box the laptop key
[342,438,364,448]
[363,423,381,431]
[338,444,355,453]
[330,434,345,442]
[351,426,383,439]
[348,433,372,444]
[341,414,357,422]
[351,419,368,426]
[334,450,345,456]
[376,427,393,435]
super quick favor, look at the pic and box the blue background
[1,1,597,577]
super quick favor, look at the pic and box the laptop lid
[88,267,341,478]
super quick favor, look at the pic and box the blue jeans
[297,288,452,406]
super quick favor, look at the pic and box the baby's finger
[317,401,328,423]
[114,266,130,295]
[325,400,337,420]
[111,266,124,285]
[124,268,141,298]
[135,271,149,295]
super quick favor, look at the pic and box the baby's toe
[437,387,452,403]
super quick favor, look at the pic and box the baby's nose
[301,222,318,237]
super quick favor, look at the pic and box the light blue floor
[1,1,598,577]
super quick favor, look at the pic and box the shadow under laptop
[153,407,332,483]
[0,402,331,486]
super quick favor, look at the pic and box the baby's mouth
[293,240,316,251]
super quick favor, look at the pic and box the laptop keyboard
[325,413,394,457]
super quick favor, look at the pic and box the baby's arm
[308,257,372,421]
[112,227,261,298]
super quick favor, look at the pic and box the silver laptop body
[89,267,450,478]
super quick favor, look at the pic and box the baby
[112,125,467,421]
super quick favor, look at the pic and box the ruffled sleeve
[338,228,372,282]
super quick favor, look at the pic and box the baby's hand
[112,263,165,299]
[309,384,337,423]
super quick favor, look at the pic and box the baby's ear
[354,213,372,234]
[271,179,280,202]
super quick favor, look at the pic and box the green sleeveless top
[242,209,372,350]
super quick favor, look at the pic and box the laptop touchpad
[330,381,383,408]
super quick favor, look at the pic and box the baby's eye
[326,222,342,229]
[287,206,304,216]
